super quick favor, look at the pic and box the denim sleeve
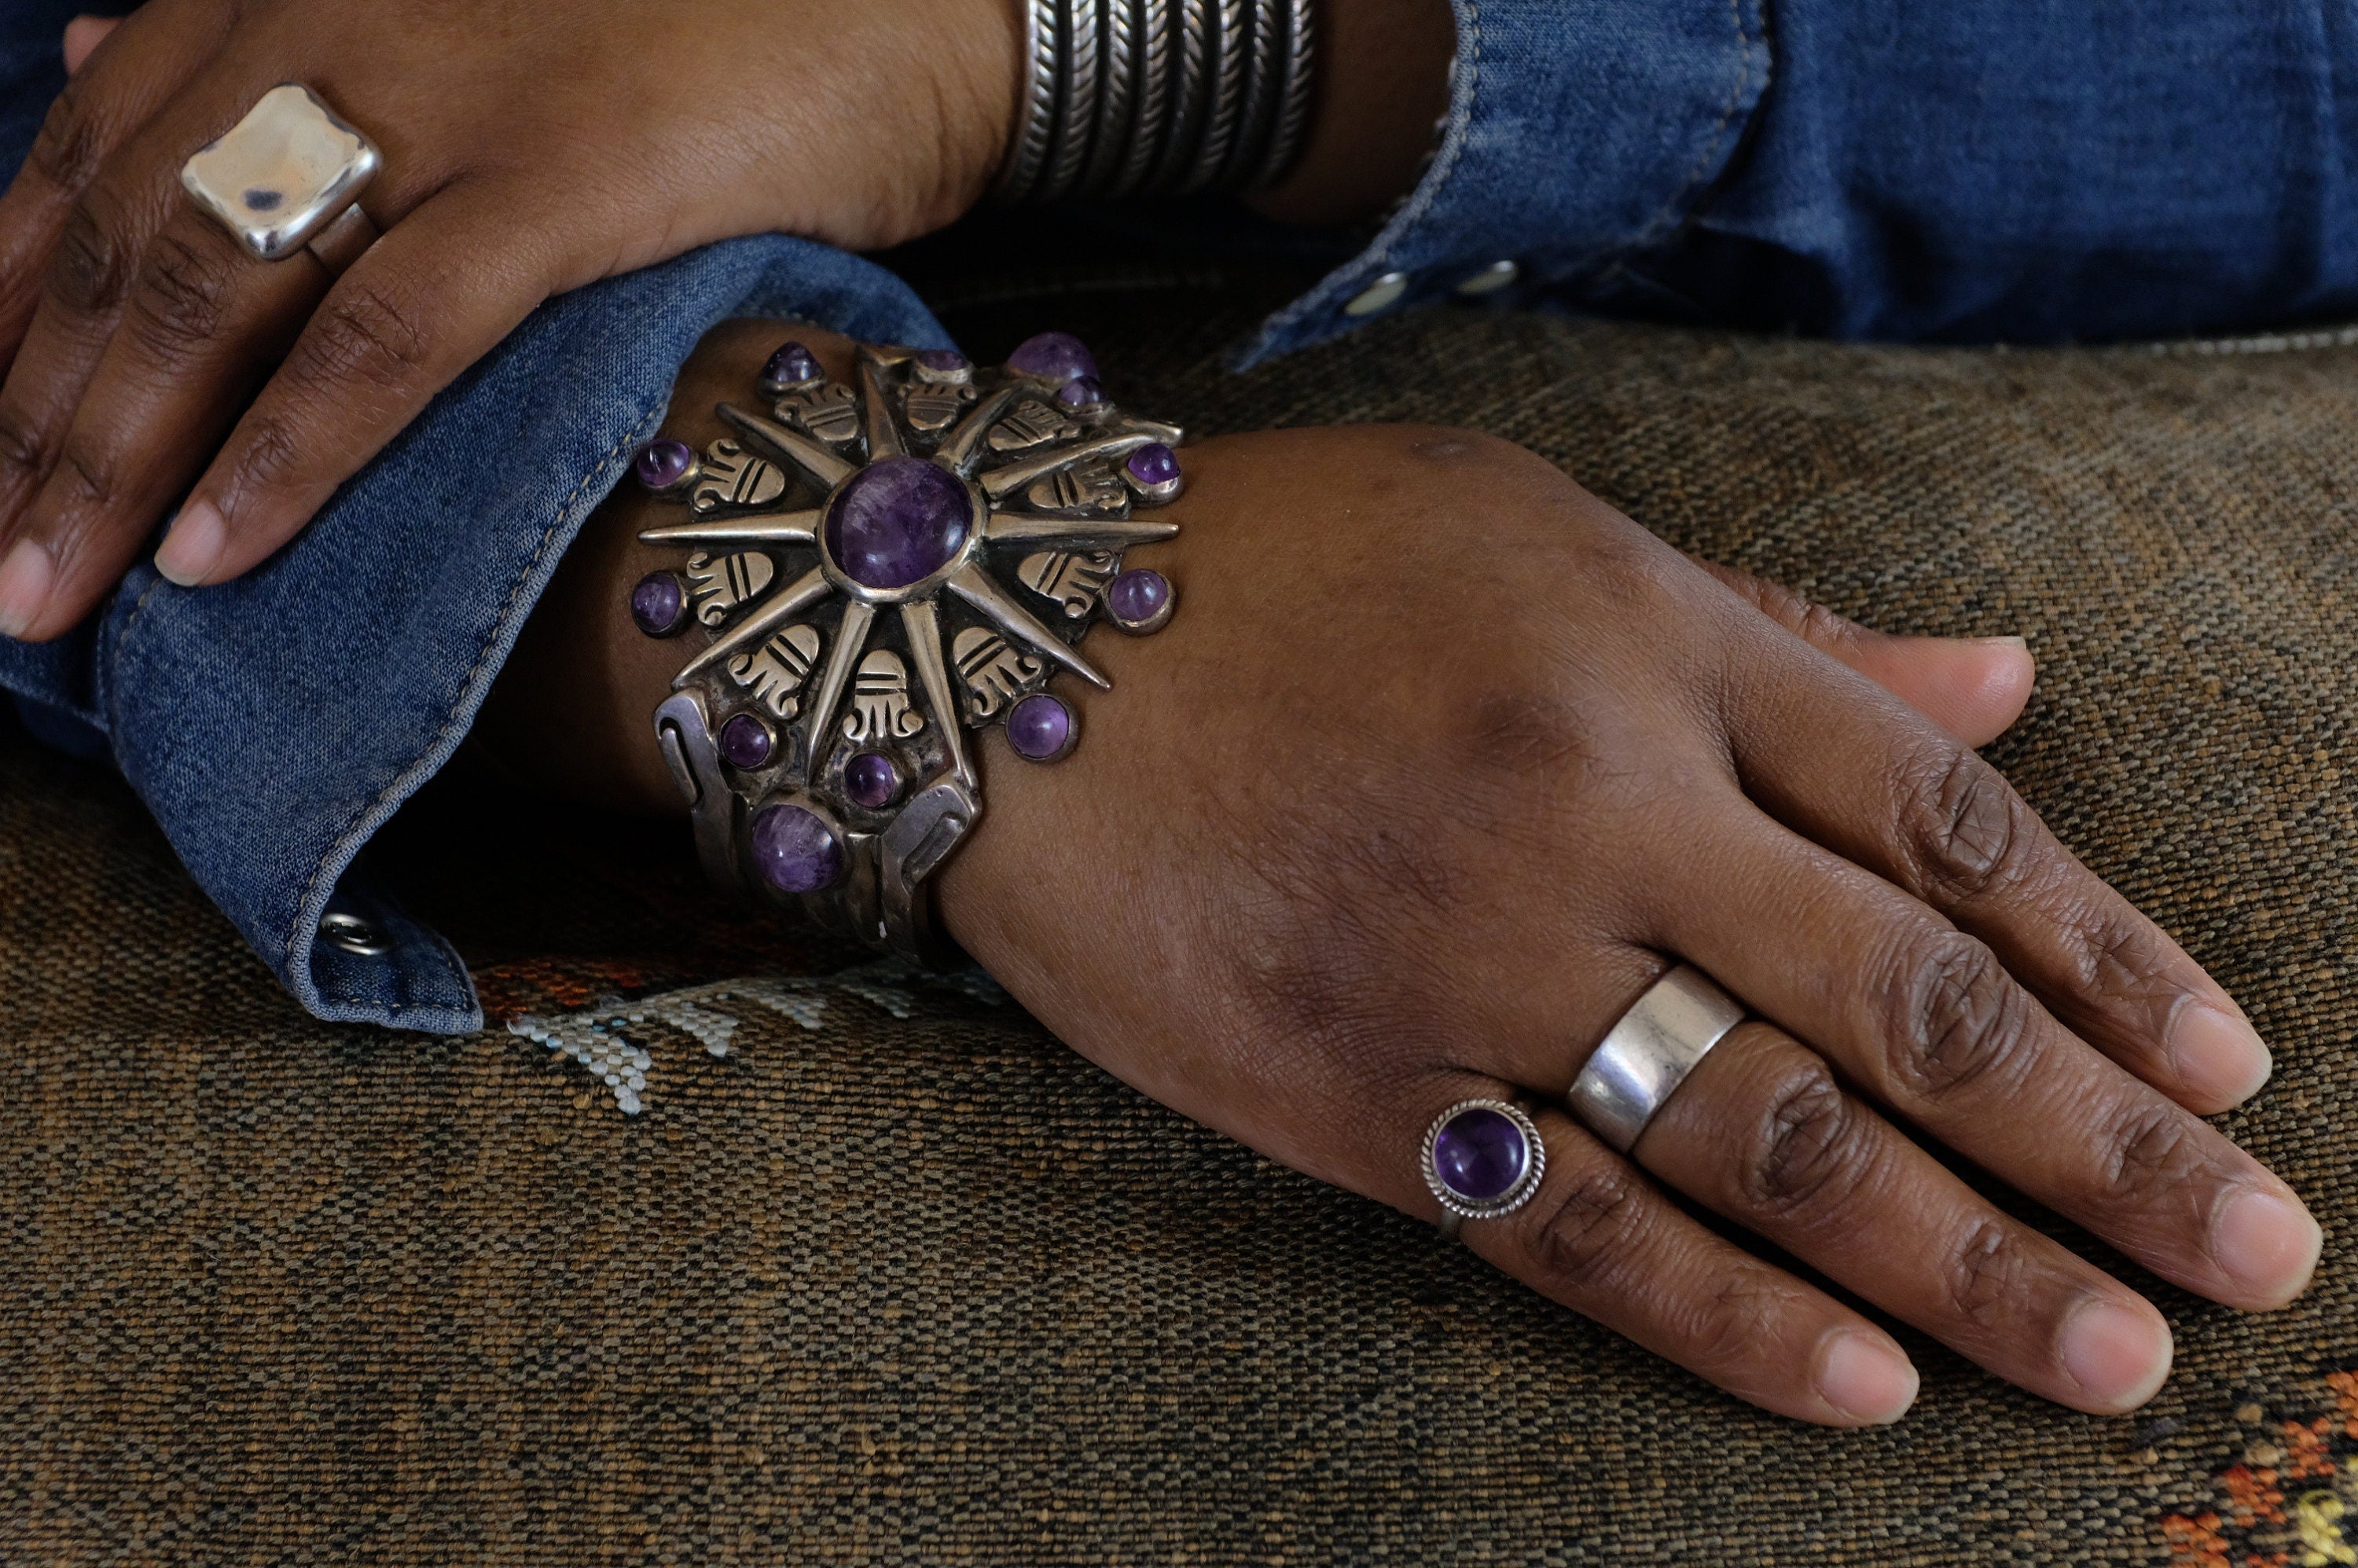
[1236,0,1772,365]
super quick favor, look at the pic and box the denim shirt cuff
[1232,0,1770,368]
[9,237,953,1035]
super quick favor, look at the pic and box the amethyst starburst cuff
[634,332,1184,961]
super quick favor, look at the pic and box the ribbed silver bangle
[997,0,1063,201]
[1251,0,1316,189]
[995,0,1313,202]
[1037,0,1104,203]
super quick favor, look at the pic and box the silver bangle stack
[997,0,1317,204]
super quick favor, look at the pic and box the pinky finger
[156,185,557,587]
[1457,1103,1922,1427]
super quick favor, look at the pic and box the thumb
[1691,556,2035,749]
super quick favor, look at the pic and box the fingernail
[2170,1004,2273,1108]
[2211,1185,2323,1305]
[2059,1297,2173,1412]
[1970,635,2030,651]
[1813,1329,1919,1424]
[0,538,53,638]
[155,499,224,587]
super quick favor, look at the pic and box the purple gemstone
[1056,375,1105,409]
[1125,442,1180,486]
[763,340,821,386]
[630,571,687,637]
[633,438,694,491]
[844,751,902,810]
[1005,693,1074,762]
[1106,567,1170,627]
[718,713,775,769]
[751,804,843,894]
[823,456,972,589]
[1432,1107,1529,1203]
[1006,331,1098,384]
[916,348,971,373]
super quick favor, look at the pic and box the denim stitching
[1628,0,1765,248]
[289,408,662,1011]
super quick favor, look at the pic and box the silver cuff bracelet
[627,332,1184,964]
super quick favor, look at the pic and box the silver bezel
[1421,1100,1547,1221]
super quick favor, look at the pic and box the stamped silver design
[641,342,1183,960]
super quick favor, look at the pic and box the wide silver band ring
[1566,965,1747,1154]
[180,83,381,276]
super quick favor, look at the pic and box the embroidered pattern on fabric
[2162,1372,2358,1566]
[506,960,1008,1114]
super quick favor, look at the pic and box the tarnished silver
[1423,1100,1547,1241]
[181,83,380,265]
[1113,0,1173,196]
[1567,966,1748,1155]
[1221,0,1284,190]
[641,342,1184,963]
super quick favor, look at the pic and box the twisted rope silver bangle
[998,0,1064,202]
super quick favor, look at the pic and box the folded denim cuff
[75,237,952,1034]
[1232,0,1771,368]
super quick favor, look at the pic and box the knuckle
[53,434,116,509]
[0,406,49,479]
[52,192,139,314]
[1882,931,2042,1099]
[2101,1100,2211,1208]
[128,230,237,352]
[2065,909,2180,1012]
[1791,596,1862,652]
[1894,744,2036,902]
[1739,1052,1878,1219]
[1687,1272,1788,1375]
[28,85,108,193]
[292,281,431,394]
[226,412,305,496]
[1945,1217,2034,1329]
[1522,1159,1650,1290]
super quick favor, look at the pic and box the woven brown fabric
[2,282,2355,1565]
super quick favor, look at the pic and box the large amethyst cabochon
[823,457,972,590]
[1431,1107,1529,1202]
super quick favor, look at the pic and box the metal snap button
[1344,270,1412,316]
[318,911,391,956]
[1454,259,1520,296]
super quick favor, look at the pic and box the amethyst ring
[634,332,1184,961]
[1423,1100,1548,1237]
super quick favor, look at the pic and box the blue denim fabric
[5,0,2358,1030]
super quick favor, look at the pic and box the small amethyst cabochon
[763,340,821,386]
[1005,693,1077,762]
[630,571,688,637]
[1105,567,1173,633]
[1125,442,1180,487]
[1005,331,1097,384]
[751,804,844,893]
[634,438,694,491]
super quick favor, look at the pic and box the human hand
[0,0,1019,641]
[919,422,2316,1425]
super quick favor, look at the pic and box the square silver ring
[180,83,380,263]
